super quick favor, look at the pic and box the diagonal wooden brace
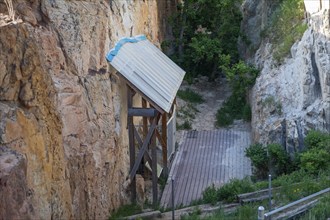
[129,115,158,180]
[133,126,152,165]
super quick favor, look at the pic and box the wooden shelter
[106,35,185,205]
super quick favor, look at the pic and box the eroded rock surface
[0,0,177,219]
[241,0,330,151]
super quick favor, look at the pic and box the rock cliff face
[0,0,177,219]
[241,0,330,152]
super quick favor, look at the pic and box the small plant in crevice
[261,95,282,115]
[177,120,192,130]
[263,0,307,62]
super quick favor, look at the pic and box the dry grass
[4,0,15,21]
[0,0,21,27]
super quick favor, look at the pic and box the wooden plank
[161,140,185,208]
[129,116,158,180]
[187,130,207,204]
[182,131,200,205]
[198,131,212,200]
[183,132,200,204]
[175,134,194,206]
[127,86,136,202]
[128,108,157,117]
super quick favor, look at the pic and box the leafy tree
[167,0,243,78]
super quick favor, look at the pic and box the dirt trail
[176,76,251,142]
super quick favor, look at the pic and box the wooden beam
[142,98,149,177]
[128,108,158,117]
[142,98,148,138]
[117,72,165,114]
[127,86,136,202]
[133,126,152,165]
[151,116,158,206]
[162,113,168,176]
[129,115,159,180]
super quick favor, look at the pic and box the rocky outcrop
[0,0,177,219]
[241,0,330,151]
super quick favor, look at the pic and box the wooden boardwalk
[160,129,252,208]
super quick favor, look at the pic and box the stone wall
[0,0,177,219]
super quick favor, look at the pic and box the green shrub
[304,130,330,150]
[215,59,258,127]
[177,120,192,130]
[268,143,292,177]
[245,144,269,179]
[217,178,255,203]
[246,143,294,179]
[177,89,204,104]
[264,0,307,62]
[202,184,218,205]
[300,148,330,174]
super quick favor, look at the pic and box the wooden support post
[127,86,136,203]
[162,113,168,176]
[142,98,148,177]
[151,115,158,206]
[142,98,148,138]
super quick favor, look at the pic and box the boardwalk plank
[160,129,252,208]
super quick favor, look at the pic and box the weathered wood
[117,72,165,114]
[141,98,149,177]
[129,115,158,180]
[151,116,158,206]
[133,126,152,166]
[127,86,136,202]
[162,113,168,176]
[128,108,158,117]
[160,130,252,208]
[142,98,148,138]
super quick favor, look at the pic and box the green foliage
[202,184,218,205]
[217,178,255,203]
[177,120,192,130]
[300,148,330,174]
[304,130,330,150]
[264,0,307,62]
[216,95,251,127]
[109,203,142,220]
[245,144,269,179]
[261,95,282,115]
[168,0,243,78]
[220,58,259,98]
[202,178,255,204]
[216,60,258,127]
[268,143,293,176]
[300,195,330,220]
[177,89,204,103]
[245,143,293,179]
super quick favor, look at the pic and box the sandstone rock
[0,0,178,219]
[0,147,34,220]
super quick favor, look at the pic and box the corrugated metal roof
[106,35,185,113]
